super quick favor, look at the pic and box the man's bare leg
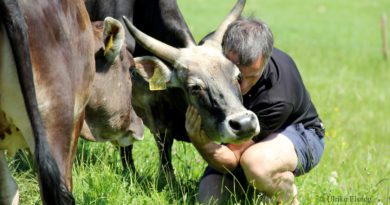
[240,133,299,204]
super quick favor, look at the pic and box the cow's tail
[0,1,75,204]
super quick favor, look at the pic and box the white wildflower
[329,171,338,186]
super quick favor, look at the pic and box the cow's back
[133,0,194,56]
[84,0,136,52]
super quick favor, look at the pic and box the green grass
[9,0,390,204]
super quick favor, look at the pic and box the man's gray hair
[222,18,273,67]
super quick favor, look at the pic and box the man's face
[226,52,264,95]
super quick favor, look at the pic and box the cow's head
[124,0,260,143]
[82,17,144,146]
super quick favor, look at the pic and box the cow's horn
[205,0,246,47]
[123,16,179,64]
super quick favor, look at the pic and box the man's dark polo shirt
[243,48,324,142]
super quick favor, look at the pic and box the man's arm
[185,106,254,173]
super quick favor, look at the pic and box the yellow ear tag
[104,34,114,56]
[148,67,167,91]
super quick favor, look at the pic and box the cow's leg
[51,113,83,192]
[67,114,83,190]
[0,151,19,205]
[154,132,175,189]
[120,145,136,173]
[35,106,84,205]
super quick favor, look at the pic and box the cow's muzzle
[223,111,260,142]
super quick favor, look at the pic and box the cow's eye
[187,76,206,94]
[236,73,243,84]
[189,84,203,94]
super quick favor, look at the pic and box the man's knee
[240,147,275,190]
[239,136,297,191]
[241,134,297,175]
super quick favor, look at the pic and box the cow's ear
[133,56,173,91]
[103,17,125,63]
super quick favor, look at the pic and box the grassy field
[9,0,390,204]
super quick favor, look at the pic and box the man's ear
[133,56,173,91]
[103,17,125,63]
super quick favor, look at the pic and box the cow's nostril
[229,120,242,131]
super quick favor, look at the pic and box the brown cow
[81,17,144,149]
[0,0,94,204]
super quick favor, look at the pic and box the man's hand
[186,105,254,159]
[185,105,212,147]
[185,105,255,172]
[227,140,255,161]
[186,105,238,172]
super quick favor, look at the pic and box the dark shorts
[281,123,325,176]
[202,123,325,182]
